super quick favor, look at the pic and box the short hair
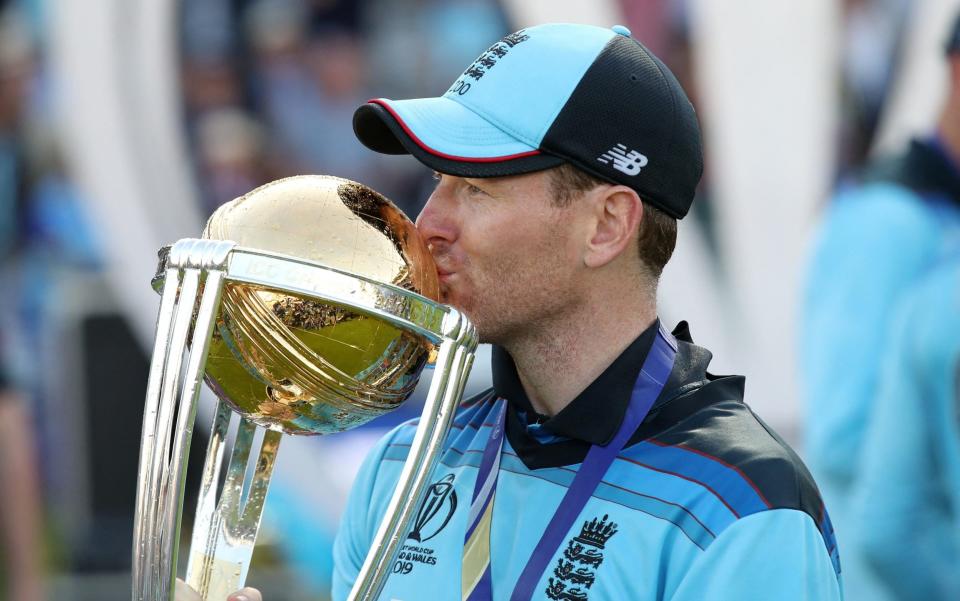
[549,163,677,280]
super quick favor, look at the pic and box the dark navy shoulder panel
[652,399,839,571]
[654,402,816,512]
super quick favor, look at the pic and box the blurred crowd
[0,0,946,600]
[180,0,515,218]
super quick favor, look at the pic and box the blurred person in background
[195,107,272,211]
[245,2,381,188]
[0,10,45,599]
[845,15,960,600]
[848,227,960,600]
[801,12,960,601]
[836,0,908,174]
[242,0,509,215]
[0,3,32,265]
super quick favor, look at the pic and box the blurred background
[0,0,956,599]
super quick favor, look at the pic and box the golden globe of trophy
[132,175,477,601]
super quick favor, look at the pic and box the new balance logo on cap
[597,144,648,176]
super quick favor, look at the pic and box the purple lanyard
[475,326,678,600]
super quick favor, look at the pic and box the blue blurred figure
[801,13,960,601]
[0,5,47,599]
[845,15,960,600]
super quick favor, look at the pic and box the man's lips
[437,270,455,285]
[434,262,456,278]
[427,244,457,279]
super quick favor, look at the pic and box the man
[801,14,960,601]
[186,22,841,601]
[340,22,843,601]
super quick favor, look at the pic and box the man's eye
[466,184,484,195]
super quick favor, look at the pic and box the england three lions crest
[546,514,619,600]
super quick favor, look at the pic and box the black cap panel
[541,35,703,218]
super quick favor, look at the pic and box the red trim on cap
[368,98,542,163]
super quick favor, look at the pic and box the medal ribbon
[462,398,508,600]
[461,325,678,600]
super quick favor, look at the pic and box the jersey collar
[491,320,744,469]
[492,320,660,446]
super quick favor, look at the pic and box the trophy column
[133,240,236,601]
[184,402,282,600]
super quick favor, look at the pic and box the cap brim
[353,97,563,177]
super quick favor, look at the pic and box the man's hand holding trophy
[175,579,259,601]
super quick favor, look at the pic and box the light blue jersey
[335,326,842,600]
[802,182,960,485]
[850,262,960,600]
[801,139,960,600]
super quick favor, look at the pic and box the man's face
[416,170,589,345]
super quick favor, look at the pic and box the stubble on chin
[438,285,496,344]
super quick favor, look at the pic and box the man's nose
[416,186,456,245]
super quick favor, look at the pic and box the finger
[174,579,203,601]
[227,587,263,601]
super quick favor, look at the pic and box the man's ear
[583,186,642,268]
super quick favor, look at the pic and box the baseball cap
[353,23,703,219]
[948,12,960,55]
